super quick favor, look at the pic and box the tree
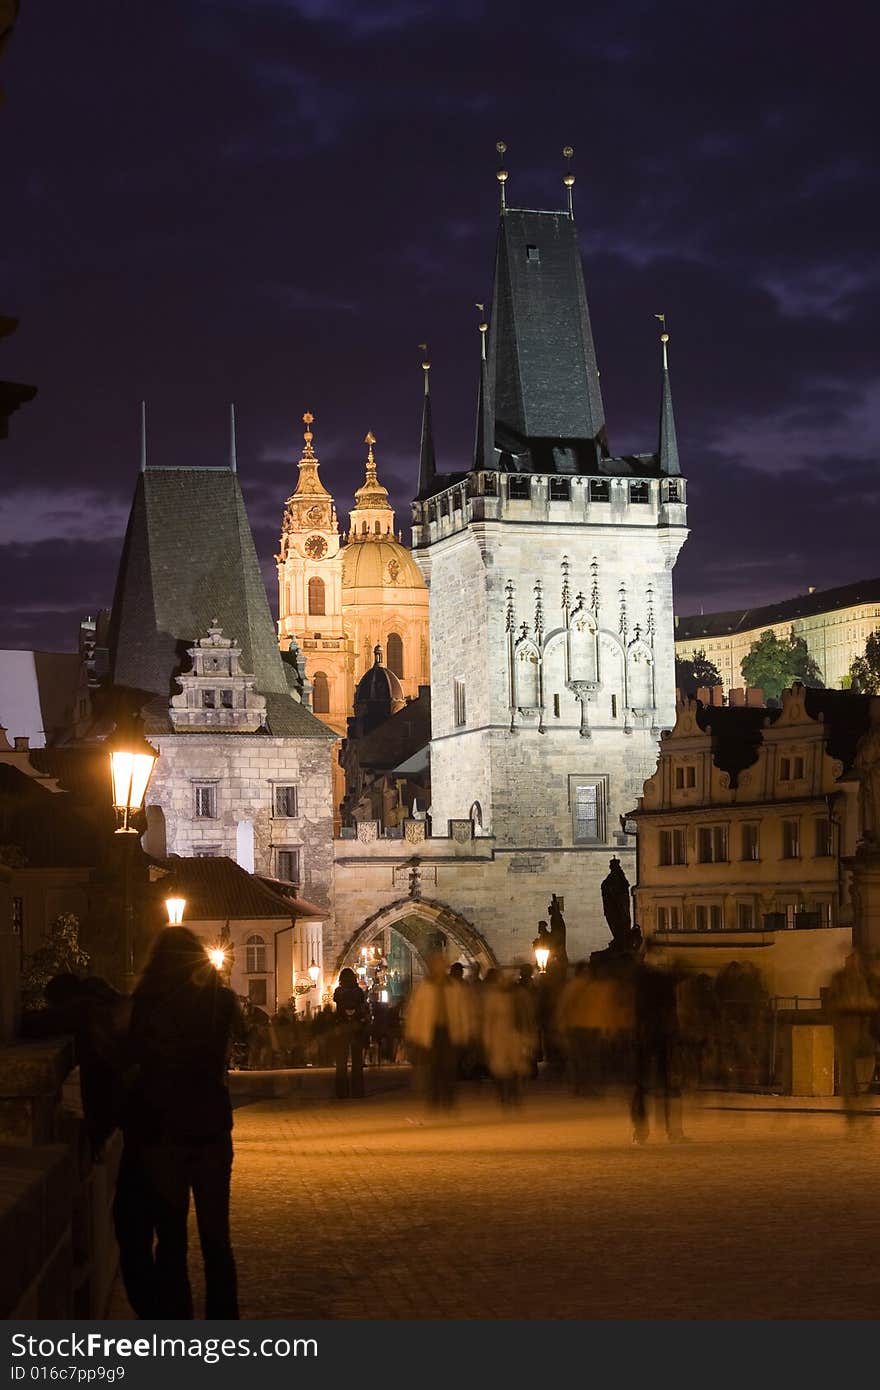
[675,648,722,700]
[740,629,824,702]
[20,912,90,1011]
[849,629,880,695]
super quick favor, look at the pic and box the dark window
[387,632,404,678]
[698,825,728,863]
[737,902,755,930]
[611,694,618,719]
[194,847,219,858]
[374,520,381,534]
[312,671,329,714]
[589,479,610,502]
[483,475,497,496]
[248,978,268,1005]
[659,828,687,866]
[202,689,215,709]
[220,689,233,709]
[508,476,531,500]
[629,481,650,504]
[664,480,681,503]
[657,905,681,931]
[696,904,723,931]
[274,785,299,818]
[11,896,23,935]
[549,478,570,501]
[526,244,540,263]
[427,504,437,523]
[453,491,462,511]
[277,849,301,884]
[814,818,833,857]
[553,693,560,718]
[440,498,449,518]
[741,823,760,861]
[194,784,217,818]
[308,576,325,616]
[782,819,800,859]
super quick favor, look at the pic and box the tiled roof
[677,576,880,643]
[154,855,327,921]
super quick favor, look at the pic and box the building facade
[630,684,876,996]
[676,576,880,694]
[329,170,690,980]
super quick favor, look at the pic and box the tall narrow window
[571,777,607,844]
[659,828,687,866]
[245,935,267,973]
[387,632,404,678]
[312,671,329,714]
[274,785,299,818]
[194,783,217,819]
[814,818,833,857]
[741,823,760,861]
[276,849,301,884]
[782,819,800,859]
[308,576,325,616]
[453,679,467,728]
[698,825,728,863]
[202,689,216,709]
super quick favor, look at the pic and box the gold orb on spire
[496,140,507,156]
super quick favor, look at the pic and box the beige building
[675,576,880,693]
[277,417,430,737]
[630,683,878,997]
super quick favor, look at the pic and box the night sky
[2,1,878,652]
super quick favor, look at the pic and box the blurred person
[482,970,535,1105]
[124,927,242,1319]
[404,953,474,1108]
[827,950,878,1132]
[333,967,368,1099]
[555,962,602,1095]
[514,965,540,1078]
[630,945,686,1144]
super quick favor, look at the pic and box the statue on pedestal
[854,722,880,848]
[547,894,568,969]
[600,857,639,954]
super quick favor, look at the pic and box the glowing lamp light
[307,958,320,985]
[165,897,186,926]
[208,946,226,970]
[108,718,159,833]
[534,944,550,973]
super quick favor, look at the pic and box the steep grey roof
[677,576,880,644]
[659,364,680,477]
[416,372,436,499]
[108,467,331,739]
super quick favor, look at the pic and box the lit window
[276,849,301,884]
[194,783,217,818]
[274,785,299,818]
[245,935,267,973]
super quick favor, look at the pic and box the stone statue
[601,857,632,948]
[547,894,568,966]
[854,723,880,847]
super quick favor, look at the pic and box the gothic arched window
[312,671,329,714]
[245,935,267,973]
[308,576,325,615]
[374,520,381,535]
[387,632,404,678]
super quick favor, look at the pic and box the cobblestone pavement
[110,1069,880,1320]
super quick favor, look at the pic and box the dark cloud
[2,0,878,649]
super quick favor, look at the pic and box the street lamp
[165,897,186,926]
[208,946,227,970]
[108,717,159,834]
[533,935,550,973]
[307,957,320,985]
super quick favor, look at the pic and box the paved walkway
[110,1069,880,1320]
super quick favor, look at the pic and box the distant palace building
[676,576,880,693]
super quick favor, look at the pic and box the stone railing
[0,1038,121,1318]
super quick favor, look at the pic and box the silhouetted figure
[333,968,367,1098]
[124,927,242,1319]
[827,951,879,1132]
[547,894,569,972]
[601,858,633,950]
[44,973,128,1158]
[630,950,685,1144]
[404,953,474,1108]
[515,965,540,1078]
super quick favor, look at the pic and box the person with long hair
[123,927,242,1318]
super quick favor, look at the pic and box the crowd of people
[26,930,880,1320]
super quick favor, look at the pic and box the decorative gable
[169,622,267,732]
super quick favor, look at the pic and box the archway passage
[336,898,497,1001]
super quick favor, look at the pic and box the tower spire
[417,345,436,499]
[292,411,331,498]
[496,140,508,213]
[655,315,680,477]
[140,401,147,472]
[229,402,237,472]
[473,307,493,471]
[563,145,575,218]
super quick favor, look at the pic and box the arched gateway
[336,898,496,998]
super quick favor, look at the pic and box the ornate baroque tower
[412,154,688,848]
[277,414,352,734]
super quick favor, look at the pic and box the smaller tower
[277,413,351,732]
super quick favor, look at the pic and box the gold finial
[654,314,669,368]
[365,430,377,469]
[563,146,575,214]
[496,140,508,210]
[302,410,316,456]
[476,303,488,360]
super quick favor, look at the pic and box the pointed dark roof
[108,467,331,738]
[659,353,680,477]
[484,209,607,470]
[416,368,436,499]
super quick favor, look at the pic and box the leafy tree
[740,629,824,702]
[848,629,880,695]
[675,648,722,700]
[20,912,90,1011]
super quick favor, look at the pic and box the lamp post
[107,715,159,989]
[533,936,550,974]
[165,897,186,926]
